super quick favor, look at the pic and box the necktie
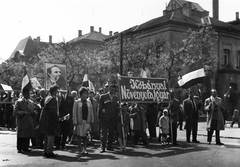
[191,100,196,112]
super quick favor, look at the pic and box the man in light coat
[204,89,225,145]
[14,88,37,153]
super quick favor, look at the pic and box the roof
[174,0,206,12]
[133,12,198,32]
[9,36,38,60]
[9,36,48,60]
[124,11,240,34]
[68,31,109,44]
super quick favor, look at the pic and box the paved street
[0,122,240,167]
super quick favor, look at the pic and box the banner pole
[169,94,173,145]
[117,76,126,149]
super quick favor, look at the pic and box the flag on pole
[178,61,206,89]
[21,66,32,91]
[140,68,151,78]
[82,74,95,93]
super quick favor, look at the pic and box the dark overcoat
[98,93,118,123]
[39,95,60,136]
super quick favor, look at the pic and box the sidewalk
[197,122,240,139]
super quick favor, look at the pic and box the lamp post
[120,33,123,76]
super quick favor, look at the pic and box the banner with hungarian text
[118,76,170,103]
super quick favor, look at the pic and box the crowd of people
[2,82,238,158]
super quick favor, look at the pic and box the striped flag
[82,74,95,93]
[178,61,206,89]
[21,66,32,91]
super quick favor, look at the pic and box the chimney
[49,35,52,44]
[99,27,102,33]
[236,12,239,20]
[114,32,119,36]
[78,30,82,37]
[37,36,40,43]
[90,26,94,32]
[109,31,112,36]
[213,0,219,20]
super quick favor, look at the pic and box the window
[237,51,240,68]
[223,49,230,66]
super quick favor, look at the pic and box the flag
[21,66,32,91]
[178,61,206,89]
[82,74,95,93]
[140,68,151,78]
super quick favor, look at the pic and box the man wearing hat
[14,88,37,153]
[183,89,200,143]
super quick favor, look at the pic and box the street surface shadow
[22,146,119,162]
[112,142,210,158]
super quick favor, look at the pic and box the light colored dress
[72,99,94,137]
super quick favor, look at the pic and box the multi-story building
[107,0,240,115]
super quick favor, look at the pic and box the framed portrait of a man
[44,63,67,91]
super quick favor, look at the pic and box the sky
[0,0,239,61]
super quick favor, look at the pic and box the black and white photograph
[0,0,240,167]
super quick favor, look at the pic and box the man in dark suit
[169,90,181,145]
[183,90,200,143]
[98,84,119,153]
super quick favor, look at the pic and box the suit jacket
[183,97,199,121]
[169,98,181,121]
[98,93,118,122]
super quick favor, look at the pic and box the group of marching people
[13,82,160,158]
[13,81,228,158]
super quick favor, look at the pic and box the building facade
[107,0,240,116]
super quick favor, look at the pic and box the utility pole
[120,33,123,76]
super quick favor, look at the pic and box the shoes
[100,148,105,153]
[18,150,23,153]
[107,147,114,151]
[173,143,179,146]
[45,153,59,158]
[81,151,89,156]
[192,140,200,143]
[208,142,211,145]
[23,149,31,152]
[216,142,224,145]
[186,140,191,143]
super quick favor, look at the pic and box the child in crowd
[159,109,170,146]
[117,103,130,151]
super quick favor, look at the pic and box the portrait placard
[44,63,67,91]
